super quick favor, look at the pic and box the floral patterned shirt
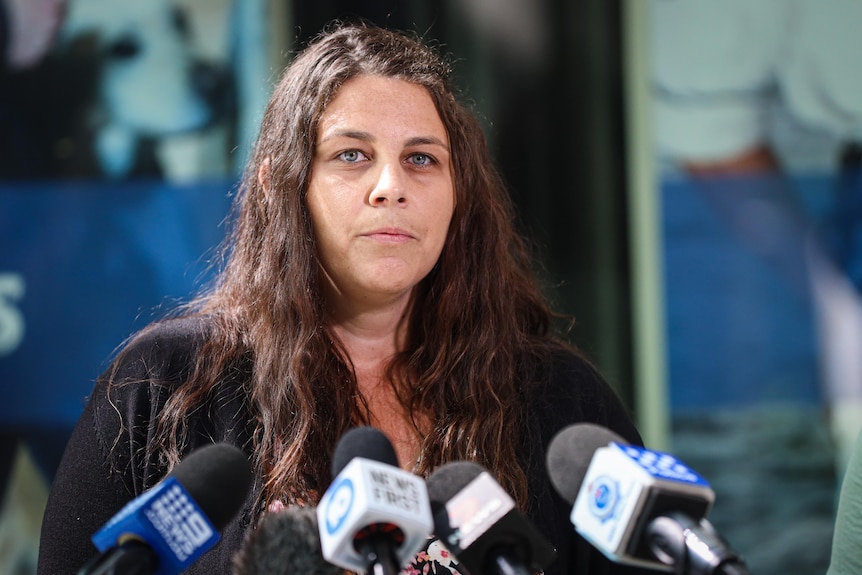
[402,538,464,575]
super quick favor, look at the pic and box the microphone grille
[546,423,626,504]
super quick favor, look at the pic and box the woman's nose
[368,163,407,206]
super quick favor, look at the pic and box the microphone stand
[487,547,533,575]
[359,535,400,575]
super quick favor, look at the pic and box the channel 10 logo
[587,475,619,522]
[324,477,355,535]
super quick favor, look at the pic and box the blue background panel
[0,179,233,428]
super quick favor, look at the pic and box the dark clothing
[37,316,648,575]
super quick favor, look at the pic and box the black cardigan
[37,317,650,575]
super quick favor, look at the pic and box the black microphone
[426,461,556,575]
[545,423,751,575]
[317,426,433,575]
[232,505,342,575]
[79,442,253,575]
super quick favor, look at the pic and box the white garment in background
[650,0,862,171]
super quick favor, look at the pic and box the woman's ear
[258,156,271,199]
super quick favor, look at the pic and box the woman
[37,22,646,575]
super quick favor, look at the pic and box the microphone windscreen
[545,423,626,504]
[169,443,253,530]
[233,506,341,575]
[331,426,399,476]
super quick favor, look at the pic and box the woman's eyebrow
[405,136,450,151]
[319,129,375,144]
[319,131,449,151]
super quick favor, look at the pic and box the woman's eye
[338,150,367,163]
[408,153,434,166]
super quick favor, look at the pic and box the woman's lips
[363,227,415,243]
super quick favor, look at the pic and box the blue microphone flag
[91,476,219,575]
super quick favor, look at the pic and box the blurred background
[2,1,859,574]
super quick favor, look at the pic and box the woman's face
[307,75,455,308]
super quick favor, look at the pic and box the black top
[37,316,650,575]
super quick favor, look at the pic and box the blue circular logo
[588,475,618,521]
[324,477,355,535]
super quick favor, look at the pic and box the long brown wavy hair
[135,22,571,513]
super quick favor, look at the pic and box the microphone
[232,505,342,575]
[79,442,253,575]
[545,423,751,575]
[316,426,434,575]
[425,461,556,575]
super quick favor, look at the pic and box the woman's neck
[330,310,406,371]
[327,292,426,470]
[326,283,414,363]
